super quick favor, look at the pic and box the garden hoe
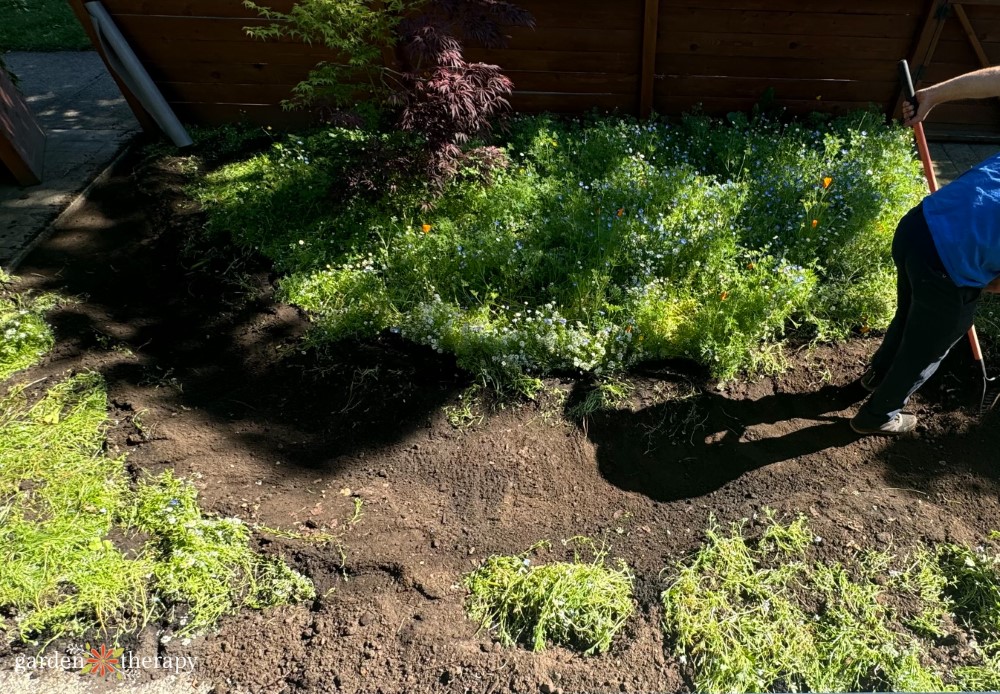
[898,59,1000,414]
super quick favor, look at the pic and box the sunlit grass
[662,511,1000,693]
[464,540,634,655]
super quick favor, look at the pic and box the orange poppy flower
[811,219,819,228]
[421,224,432,233]
[720,291,729,301]
[617,208,625,217]
[823,177,833,189]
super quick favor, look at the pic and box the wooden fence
[68,0,1000,139]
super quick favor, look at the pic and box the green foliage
[937,543,1000,652]
[0,0,90,51]
[127,471,315,636]
[244,0,404,111]
[0,373,150,644]
[464,541,634,655]
[195,110,925,388]
[0,274,56,381]
[661,512,959,693]
[0,307,316,646]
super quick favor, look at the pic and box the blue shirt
[923,152,1000,288]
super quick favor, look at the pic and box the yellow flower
[720,291,729,301]
[823,176,833,189]
[617,208,625,217]
[421,224,432,233]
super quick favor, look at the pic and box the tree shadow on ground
[15,146,463,477]
[584,375,864,503]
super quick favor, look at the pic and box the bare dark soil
[4,146,1000,694]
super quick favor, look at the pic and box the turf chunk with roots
[662,512,1000,693]
[463,542,634,655]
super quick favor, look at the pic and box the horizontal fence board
[143,60,321,86]
[170,101,317,127]
[506,71,638,94]
[927,38,995,65]
[661,8,920,39]
[657,31,913,62]
[122,39,339,66]
[463,48,639,73]
[664,0,924,14]
[159,81,297,104]
[510,0,643,30]
[101,0,288,17]
[656,75,896,102]
[110,14,287,43]
[654,94,881,116]
[509,91,635,113]
[656,54,906,82]
[503,26,641,53]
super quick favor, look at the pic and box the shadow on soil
[587,349,1000,504]
[17,147,463,475]
[585,378,864,502]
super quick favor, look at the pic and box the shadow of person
[586,382,864,502]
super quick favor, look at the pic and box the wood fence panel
[67,0,1000,137]
[0,69,46,186]
[654,0,929,118]
[911,2,1000,140]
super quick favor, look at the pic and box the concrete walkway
[0,51,138,270]
[929,141,1000,185]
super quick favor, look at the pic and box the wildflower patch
[195,110,926,388]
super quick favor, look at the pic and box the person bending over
[852,65,1000,436]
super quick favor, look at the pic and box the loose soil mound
[3,147,1000,694]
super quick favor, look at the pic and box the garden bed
[0,134,999,692]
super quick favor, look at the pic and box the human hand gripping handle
[898,59,938,192]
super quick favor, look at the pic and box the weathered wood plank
[0,69,46,186]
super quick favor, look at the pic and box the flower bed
[195,109,926,391]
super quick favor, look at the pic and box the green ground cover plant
[0,0,90,51]
[0,371,316,646]
[195,109,925,391]
[662,512,1000,693]
[464,541,633,655]
[0,278,315,647]
[0,272,55,381]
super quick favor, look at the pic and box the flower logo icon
[82,643,124,678]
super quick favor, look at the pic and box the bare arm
[903,65,1000,126]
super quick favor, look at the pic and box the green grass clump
[937,543,1000,650]
[464,542,634,655]
[0,373,151,643]
[0,0,90,51]
[662,512,956,693]
[126,470,315,636]
[0,292,316,646]
[195,109,924,389]
[0,273,56,381]
[0,374,316,645]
